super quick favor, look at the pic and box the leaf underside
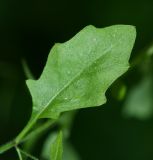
[27,25,136,119]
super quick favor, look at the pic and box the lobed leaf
[27,25,136,119]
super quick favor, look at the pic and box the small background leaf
[123,74,153,120]
[42,131,63,160]
[42,131,80,160]
[50,131,63,160]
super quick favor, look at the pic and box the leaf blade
[50,131,63,160]
[27,25,136,119]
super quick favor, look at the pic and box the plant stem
[0,119,56,154]
[22,58,35,80]
[0,140,15,154]
[21,119,56,143]
[19,148,39,160]
[15,117,37,144]
[15,146,23,160]
[0,114,40,154]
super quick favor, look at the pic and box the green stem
[0,119,36,154]
[0,119,56,154]
[15,117,37,144]
[15,146,23,160]
[21,119,56,143]
[0,140,15,154]
[22,58,35,80]
[19,148,39,160]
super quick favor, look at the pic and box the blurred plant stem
[0,119,56,154]
[19,148,39,160]
[15,146,23,160]
[22,58,35,80]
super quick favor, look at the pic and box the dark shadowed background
[0,0,153,159]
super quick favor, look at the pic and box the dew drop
[93,38,97,42]
[112,34,115,38]
[67,71,71,75]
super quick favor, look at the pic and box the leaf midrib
[36,43,117,117]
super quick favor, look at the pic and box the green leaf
[27,25,136,119]
[51,131,63,160]
[62,142,80,160]
[42,131,63,160]
[123,75,153,120]
[42,132,79,160]
[15,25,136,143]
